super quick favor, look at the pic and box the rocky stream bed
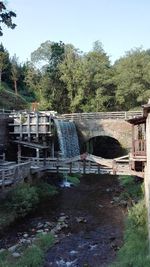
[0,174,125,267]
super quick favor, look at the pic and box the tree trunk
[14,80,18,95]
[0,70,2,87]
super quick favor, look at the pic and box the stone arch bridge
[59,111,143,150]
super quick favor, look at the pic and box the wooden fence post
[2,170,5,191]
[83,159,86,174]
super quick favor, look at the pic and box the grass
[0,83,28,110]
[67,173,81,185]
[0,233,55,267]
[110,175,150,267]
[118,175,143,201]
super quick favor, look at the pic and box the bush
[0,233,55,267]
[35,233,55,250]
[67,175,80,185]
[14,245,43,267]
[35,182,58,200]
[119,175,143,200]
[7,184,39,217]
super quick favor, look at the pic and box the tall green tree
[0,43,10,86]
[59,41,115,112]
[114,48,150,110]
[31,41,69,113]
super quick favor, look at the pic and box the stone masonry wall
[75,119,132,150]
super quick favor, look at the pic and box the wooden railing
[0,161,31,190]
[19,154,129,175]
[133,139,146,157]
[58,111,143,121]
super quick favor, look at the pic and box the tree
[11,55,20,94]
[0,43,10,85]
[59,41,115,112]
[0,1,16,36]
[114,48,150,110]
[31,41,69,113]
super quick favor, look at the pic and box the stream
[0,174,125,267]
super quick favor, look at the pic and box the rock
[36,229,44,234]
[19,238,27,244]
[106,188,111,192]
[70,250,78,255]
[113,197,120,203]
[50,229,56,234]
[119,200,127,206]
[23,233,28,238]
[37,223,44,229]
[58,216,68,222]
[8,244,18,253]
[0,248,6,253]
[60,212,65,216]
[12,252,21,258]
[76,217,87,223]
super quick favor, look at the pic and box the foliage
[0,84,28,109]
[0,233,55,267]
[67,174,81,185]
[0,2,16,36]
[119,175,143,200]
[114,48,150,110]
[7,184,39,217]
[0,181,58,230]
[111,175,148,267]
[35,232,55,250]
[36,182,58,200]
[1,40,150,113]
[110,200,149,267]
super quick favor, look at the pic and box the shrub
[35,182,58,200]
[67,174,81,186]
[35,233,55,250]
[14,245,43,267]
[7,184,39,217]
[119,175,143,200]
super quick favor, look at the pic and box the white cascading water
[54,119,80,158]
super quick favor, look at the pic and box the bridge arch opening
[84,136,126,159]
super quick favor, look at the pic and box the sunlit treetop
[0,1,16,36]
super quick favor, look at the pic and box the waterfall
[54,119,80,158]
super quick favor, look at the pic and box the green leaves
[0,1,16,36]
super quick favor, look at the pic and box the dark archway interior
[84,136,126,159]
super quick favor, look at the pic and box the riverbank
[0,174,126,267]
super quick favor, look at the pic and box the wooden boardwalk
[0,153,143,192]
[19,153,132,176]
[0,161,31,190]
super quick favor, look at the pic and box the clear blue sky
[1,0,150,63]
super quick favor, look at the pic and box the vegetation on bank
[0,232,55,267]
[111,176,149,267]
[0,84,28,110]
[67,173,81,185]
[0,182,58,231]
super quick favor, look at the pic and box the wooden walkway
[0,153,143,192]
[0,161,31,190]
[19,153,132,176]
